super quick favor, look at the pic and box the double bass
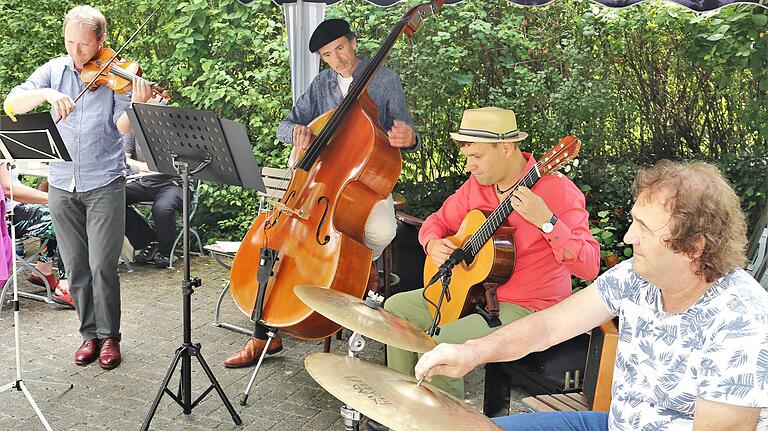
[230,1,444,340]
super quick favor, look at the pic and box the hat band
[458,128,519,140]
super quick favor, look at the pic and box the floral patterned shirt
[595,259,768,430]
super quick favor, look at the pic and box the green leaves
[3,0,764,245]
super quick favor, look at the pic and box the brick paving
[0,256,529,430]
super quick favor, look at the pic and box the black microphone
[426,248,466,286]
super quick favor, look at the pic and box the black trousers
[125,178,182,257]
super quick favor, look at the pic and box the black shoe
[134,243,158,264]
[367,419,389,431]
[154,254,170,269]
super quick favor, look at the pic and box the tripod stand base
[141,343,242,430]
[0,378,73,431]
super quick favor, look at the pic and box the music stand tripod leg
[0,160,73,431]
[240,329,277,406]
[140,161,241,429]
[189,343,242,423]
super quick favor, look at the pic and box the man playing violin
[415,160,767,431]
[223,18,420,368]
[377,107,599,422]
[3,5,155,370]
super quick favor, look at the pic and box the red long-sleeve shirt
[418,153,600,311]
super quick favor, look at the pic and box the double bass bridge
[267,199,307,220]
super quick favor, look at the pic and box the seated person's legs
[383,289,433,376]
[125,182,157,260]
[13,203,73,307]
[149,183,182,268]
[493,411,608,431]
[384,289,532,399]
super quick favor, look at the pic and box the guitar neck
[462,165,542,259]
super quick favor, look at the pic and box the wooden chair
[519,319,618,414]
[257,166,292,213]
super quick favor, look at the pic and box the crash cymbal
[305,353,502,431]
[294,285,436,353]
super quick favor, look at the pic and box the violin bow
[59,6,162,123]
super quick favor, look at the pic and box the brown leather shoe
[366,262,380,294]
[74,339,100,366]
[99,338,121,370]
[224,335,283,368]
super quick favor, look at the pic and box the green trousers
[384,289,532,399]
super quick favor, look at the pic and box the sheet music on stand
[0,112,71,162]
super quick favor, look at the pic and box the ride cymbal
[305,353,502,431]
[294,285,436,353]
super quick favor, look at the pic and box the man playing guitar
[382,107,600,411]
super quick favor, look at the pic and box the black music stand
[0,112,73,431]
[0,112,70,162]
[127,103,264,430]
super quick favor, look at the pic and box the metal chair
[129,179,204,269]
[210,166,291,333]
[0,238,56,318]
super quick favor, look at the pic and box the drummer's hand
[131,78,153,103]
[292,125,313,151]
[387,120,416,148]
[426,238,458,267]
[415,343,477,381]
[46,90,75,120]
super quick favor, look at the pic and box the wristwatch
[540,214,558,234]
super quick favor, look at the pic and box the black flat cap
[309,19,352,53]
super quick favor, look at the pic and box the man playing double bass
[378,107,600,426]
[223,18,420,367]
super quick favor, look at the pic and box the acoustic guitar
[422,136,582,325]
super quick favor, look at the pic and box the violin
[80,47,170,99]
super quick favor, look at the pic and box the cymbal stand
[341,331,366,431]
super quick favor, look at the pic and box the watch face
[541,222,554,233]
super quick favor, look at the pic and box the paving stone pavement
[0,256,530,430]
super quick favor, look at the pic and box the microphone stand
[424,248,465,336]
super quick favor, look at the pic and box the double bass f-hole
[315,196,331,245]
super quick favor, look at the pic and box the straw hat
[449,107,528,143]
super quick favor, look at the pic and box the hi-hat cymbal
[294,285,436,353]
[305,353,502,431]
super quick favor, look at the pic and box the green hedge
[1,0,765,264]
